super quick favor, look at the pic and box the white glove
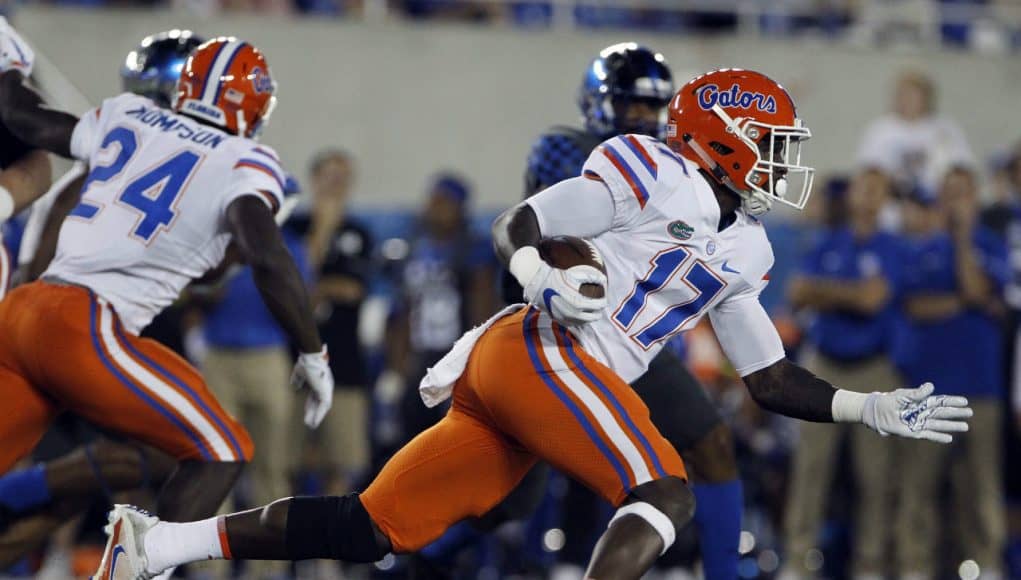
[290,345,334,428]
[509,246,607,326]
[0,17,33,76]
[834,382,972,444]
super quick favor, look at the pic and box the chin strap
[682,135,771,215]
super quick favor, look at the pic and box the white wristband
[509,246,543,288]
[0,185,13,222]
[831,389,869,423]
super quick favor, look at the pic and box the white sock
[143,516,227,574]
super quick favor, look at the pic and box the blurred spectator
[781,169,905,579]
[857,69,974,196]
[992,146,1021,310]
[305,149,373,494]
[978,145,1020,238]
[381,173,497,459]
[395,0,502,22]
[196,180,310,580]
[894,165,1008,579]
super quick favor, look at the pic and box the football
[537,236,607,298]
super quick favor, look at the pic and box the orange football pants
[361,308,686,553]
[0,281,253,473]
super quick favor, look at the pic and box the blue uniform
[203,230,311,349]
[800,228,906,361]
[403,234,493,356]
[897,228,1007,398]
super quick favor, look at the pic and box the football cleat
[94,505,161,580]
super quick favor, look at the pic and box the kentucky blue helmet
[578,43,674,138]
[121,29,204,107]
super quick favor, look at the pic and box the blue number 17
[70,127,201,243]
[613,246,726,349]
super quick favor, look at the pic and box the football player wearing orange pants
[98,69,970,580]
[0,31,204,564]
[0,32,334,578]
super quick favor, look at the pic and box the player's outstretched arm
[226,195,334,428]
[744,360,972,443]
[712,294,972,443]
[0,70,77,158]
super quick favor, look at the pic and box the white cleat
[93,504,161,580]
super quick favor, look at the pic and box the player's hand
[862,382,972,443]
[0,17,33,76]
[522,260,607,326]
[291,346,334,428]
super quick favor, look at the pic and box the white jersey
[527,134,784,382]
[47,93,286,333]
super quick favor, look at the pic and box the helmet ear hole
[709,141,734,155]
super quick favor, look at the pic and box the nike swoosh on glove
[523,262,607,326]
[290,346,334,428]
[862,382,972,444]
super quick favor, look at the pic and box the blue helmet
[121,29,204,108]
[578,43,674,138]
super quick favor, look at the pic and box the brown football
[537,236,607,298]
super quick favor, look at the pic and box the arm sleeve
[709,280,785,377]
[224,146,286,217]
[524,175,616,238]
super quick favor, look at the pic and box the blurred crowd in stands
[15,0,1021,53]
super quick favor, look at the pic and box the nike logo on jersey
[721,261,740,275]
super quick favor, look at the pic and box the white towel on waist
[419,304,525,407]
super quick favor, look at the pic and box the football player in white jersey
[0,36,334,573]
[94,69,970,580]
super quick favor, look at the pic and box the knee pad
[285,494,389,563]
[608,502,677,555]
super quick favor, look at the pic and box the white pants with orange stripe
[361,307,686,553]
[0,281,253,473]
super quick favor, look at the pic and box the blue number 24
[70,127,201,243]
[613,246,726,348]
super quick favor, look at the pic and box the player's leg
[102,402,538,577]
[0,440,175,567]
[847,357,898,577]
[0,440,174,523]
[633,348,742,579]
[0,383,54,536]
[478,310,694,579]
[952,400,1006,575]
[779,350,848,577]
[0,371,58,477]
[0,497,90,568]
[892,433,945,578]
[37,287,252,522]
[0,289,61,476]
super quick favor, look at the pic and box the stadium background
[1,1,1020,579]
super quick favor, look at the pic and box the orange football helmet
[173,37,276,139]
[666,69,814,214]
